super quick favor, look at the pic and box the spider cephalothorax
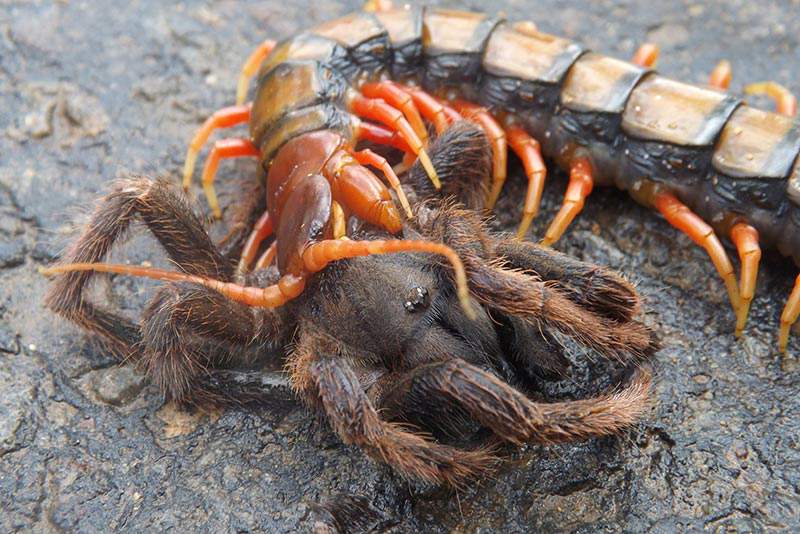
[45,123,657,485]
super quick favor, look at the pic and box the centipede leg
[350,147,413,217]
[507,125,547,239]
[541,158,594,247]
[744,81,798,117]
[238,211,273,274]
[236,39,277,106]
[402,86,459,135]
[654,191,741,314]
[452,101,508,210]
[331,201,347,239]
[361,81,428,145]
[201,138,260,219]
[730,222,761,337]
[349,95,440,188]
[183,104,251,190]
[632,43,659,68]
[354,121,413,154]
[254,241,277,270]
[779,275,800,352]
[709,60,733,90]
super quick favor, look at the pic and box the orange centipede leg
[744,81,798,117]
[254,241,278,270]
[361,81,428,146]
[350,95,440,188]
[452,101,508,210]
[236,39,277,106]
[354,121,413,154]
[183,104,252,190]
[201,138,260,219]
[350,148,413,217]
[730,222,761,337]
[632,43,659,68]
[654,191,741,314]
[302,238,474,318]
[541,158,594,247]
[238,211,273,273]
[40,263,306,308]
[779,275,800,352]
[401,86,459,135]
[708,60,733,90]
[507,125,547,239]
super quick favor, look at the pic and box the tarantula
[44,123,657,485]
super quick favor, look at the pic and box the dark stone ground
[2,0,799,531]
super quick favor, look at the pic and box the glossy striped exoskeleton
[173,3,799,351]
[43,124,656,486]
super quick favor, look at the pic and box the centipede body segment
[51,3,800,355]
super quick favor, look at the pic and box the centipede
[47,1,800,351]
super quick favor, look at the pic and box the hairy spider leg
[236,39,277,106]
[654,191,741,314]
[349,95,440,189]
[200,138,260,219]
[541,158,594,247]
[507,125,547,239]
[238,211,273,273]
[451,100,508,210]
[183,104,251,190]
[744,81,798,117]
[730,222,761,337]
[361,81,428,145]
[631,43,659,68]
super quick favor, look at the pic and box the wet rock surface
[1,0,799,531]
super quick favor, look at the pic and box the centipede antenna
[302,239,475,319]
[41,262,305,308]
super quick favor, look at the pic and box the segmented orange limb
[201,138,260,219]
[779,275,800,352]
[541,158,594,247]
[507,125,547,239]
[354,120,413,154]
[730,222,761,337]
[632,43,659,68]
[654,191,741,313]
[238,211,273,273]
[254,241,278,270]
[40,263,306,308]
[349,95,440,189]
[331,201,347,239]
[42,238,474,317]
[350,148,413,217]
[744,81,798,117]
[236,39,277,106]
[402,86,458,135]
[303,239,473,318]
[361,81,428,145]
[708,60,732,90]
[452,100,508,210]
[183,104,251,191]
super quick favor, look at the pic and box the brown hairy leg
[289,332,496,486]
[377,359,653,445]
[45,176,232,356]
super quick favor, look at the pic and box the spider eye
[403,286,430,313]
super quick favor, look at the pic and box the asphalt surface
[1,0,799,531]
